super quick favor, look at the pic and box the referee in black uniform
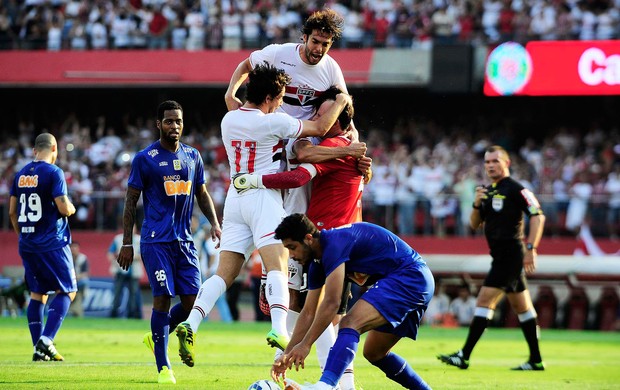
[438,145,546,371]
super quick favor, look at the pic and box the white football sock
[287,310,300,338]
[340,368,355,390]
[316,322,336,370]
[266,270,289,336]
[187,274,226,332]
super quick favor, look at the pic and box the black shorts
[484,241,528,293]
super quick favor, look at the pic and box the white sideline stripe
[424,255,620,277]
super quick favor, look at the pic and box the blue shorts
[141,241,201,297]
[362,262,435,340]
[20,245,77,295]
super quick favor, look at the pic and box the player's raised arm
[299,93,352,138]
[225,58,252,111]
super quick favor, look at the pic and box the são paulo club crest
[285,85,316,105]
[296,87,314,104]
[485,42,533,96]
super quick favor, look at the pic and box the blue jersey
[128,141,206,243]
[10,161,71,252]
[308,222,425,290]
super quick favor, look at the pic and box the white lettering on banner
[578,47,620,86]
[83,285,115,311]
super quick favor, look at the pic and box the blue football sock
[27,299,44,346]
[371,352,431,390]
[42,293,71,341]
[169,303,189,332]
[320,328,360,386]
[151,309,171,372]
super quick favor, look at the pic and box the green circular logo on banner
[486,42,532,95]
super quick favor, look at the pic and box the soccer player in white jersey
[225,9,348,120]
[174,62,352,368]
[224,11,367,388]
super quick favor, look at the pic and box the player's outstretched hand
[271,355,288,383]
[232,173,262,194]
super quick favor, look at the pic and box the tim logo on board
[82,278,135,317]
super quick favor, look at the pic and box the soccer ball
[247,379,281,390]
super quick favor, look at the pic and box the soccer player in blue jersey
[271,214,435,390]
[9,133,77,362]
[117,100,222,384]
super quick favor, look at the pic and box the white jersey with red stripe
[249,43,347,120]
[249,42,348,291]
[282,136,321,214]
[221,106,303,180]
[220,106,303,255]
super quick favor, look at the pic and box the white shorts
[287,257,307,291]
[220,188,286,259]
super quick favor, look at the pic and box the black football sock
[462,315,490,360]
[520,318,542,363]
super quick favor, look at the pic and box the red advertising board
[0,49,372,86]
[484,40,620,96]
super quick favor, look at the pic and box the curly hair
[245,61,292,105]
[302,9,344,41]
[157,100,183,121]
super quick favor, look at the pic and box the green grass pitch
[0,317,619,389]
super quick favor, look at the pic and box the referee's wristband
[122,244,133,248]
[472,203,481,210]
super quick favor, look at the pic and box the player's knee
[362,346,384,363]
[517,308,537,322]
[338,315,361,331]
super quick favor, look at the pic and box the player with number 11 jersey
[219,64,351,259]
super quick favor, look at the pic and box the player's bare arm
[117,186,140,271]
[287,288,322,352]
[272,287,322,380]
[54,195,76,217]
[8,196,19,234]
[295,140,366,164]
[195,184,222,246]
[524,214,546,274]
[470,186,487,229]
[286,265,344,372]
[225,58,253,111]
[300,94,352,137]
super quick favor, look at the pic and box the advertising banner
[484,40,620,96]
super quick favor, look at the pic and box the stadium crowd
[1,0,619,51]
[0,108,619,238]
